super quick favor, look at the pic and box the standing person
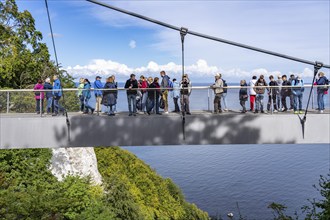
[291,74,305,114]
[267,75,279,113]
[77,78,85,113]
[124,74,138,116]
[44,77,53,114]
[147,77,161,115]
[139,75,148,113]
[111,75,118,113]
[102,76,117,116]
[52,75,64,116]
[83,79,94,114]
[171,78,180,112]
[281,75,291,112]
[211,73,224,114]
[276,75,283,111]
[316,72,328,113]
[221,78,228,111]
[239,80,248,113]
[160,70,171,114]
[34,79,44,114]
[249,75,257,111]
[254,75,268,113]
[180,74,192,115]
[288,74,295,110]
[94,76,103,113]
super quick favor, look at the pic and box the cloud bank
[66,59,316,83]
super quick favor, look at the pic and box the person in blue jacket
[94,76,103,113]
[52,75,64,116]
[316,72,328,113]
[83,79,95,114]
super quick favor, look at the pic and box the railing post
[6,91,9,114]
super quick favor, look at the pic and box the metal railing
[0,84,329,115]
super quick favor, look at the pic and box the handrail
[0,84,328,92]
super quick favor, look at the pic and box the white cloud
[66,59,317,83]
[129,40,136,49]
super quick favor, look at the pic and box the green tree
[0,0,56,89]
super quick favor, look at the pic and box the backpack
[222,79,228,93]
[167,79,173,89]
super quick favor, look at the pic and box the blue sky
[17,0,330,83]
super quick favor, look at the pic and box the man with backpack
[291,74,304,114]
[316,72,329,113]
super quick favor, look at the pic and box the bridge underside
[1,111,329,149]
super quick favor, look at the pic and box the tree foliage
[0,0,57,89]
[0,147,210,220]
[95,147,210,220]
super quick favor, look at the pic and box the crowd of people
[33,71,328,116]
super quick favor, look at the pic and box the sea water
[124,144,329,219]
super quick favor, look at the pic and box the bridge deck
[1,110,329,148]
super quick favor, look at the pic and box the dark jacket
[316,76,328,93]
[124,79,138,95]
[43,82,53,99]
[269,80,279,96]
[282,80,292,95]
[148,82,160,99]
[239,83,248,101]
[102,82,117,106]
[254,79,268,94]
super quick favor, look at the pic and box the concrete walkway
[1,110,329,149]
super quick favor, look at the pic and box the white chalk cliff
[50,147,102,185]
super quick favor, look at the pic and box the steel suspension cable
[45,0,71,142]
[87,0,330,69]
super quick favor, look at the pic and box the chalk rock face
[50,147,102,185]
